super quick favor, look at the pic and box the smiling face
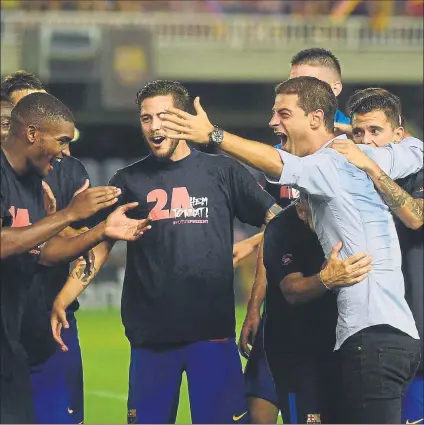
[269,93,321,157]
[27,119,75,177]
[351,110,404,147]
[140,95,182,160]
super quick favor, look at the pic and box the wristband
[318,270,331,290]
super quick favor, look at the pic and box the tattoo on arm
[71,250,97,286]
[377,171,424,221]
[265,203,282,224]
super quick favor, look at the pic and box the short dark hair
[347,88,402,128]
[10,92,74,134]
[275,76,337,132]
[135,80,190,112]
[291,48,342,78]
[1,70,46,97]
[1,90,13,104]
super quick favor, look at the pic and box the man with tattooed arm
[160,76,423,423]
[333,87,423,425]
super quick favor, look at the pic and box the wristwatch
[208,126,224,147]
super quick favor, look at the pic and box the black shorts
[266,346,341,424]
[1,345,34,424]
[244,318,278,406]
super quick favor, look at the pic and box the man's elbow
[280,283,300,305]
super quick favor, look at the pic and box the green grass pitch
[78,307,283,424]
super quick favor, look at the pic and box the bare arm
[161,98,284,178]
[51,240,114,351]
[239,236,267,358]
[56,240,114,309]
[39,222,107,266]
[1,183,120,260]
[331,140,423,229]
[366,163,423,229]
[281,242,373,304]
[0,210,73,259]
[233,231,263,267]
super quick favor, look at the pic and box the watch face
[211,128,223,145]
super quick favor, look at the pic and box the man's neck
[169,141,191,162]
[304,130,336,155]
[1,137,29,175]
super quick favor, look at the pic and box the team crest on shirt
[147,187,209,225]
[127,409,137,424]
[306,413,321,424]
[281,254,293,266]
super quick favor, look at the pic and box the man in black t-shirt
[2,70,93,424]
[333,88,423,425]
[51,80,280,424]
[0,92,150,423]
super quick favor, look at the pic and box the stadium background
[1,0,423,423]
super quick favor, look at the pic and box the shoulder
[110,155,152,183]
[266,207,301,239]
[62,155,88,173]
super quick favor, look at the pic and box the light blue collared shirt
[268,135,423,349]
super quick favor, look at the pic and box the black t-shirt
[263,207,338,357]
[105,150,273,346]
[0,151,45,375]
[395,169,423,371]
[39,155,89,312]
[19,156,89,365]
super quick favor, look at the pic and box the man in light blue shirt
[161,76,422,424]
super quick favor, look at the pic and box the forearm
[281,273,327,304]
[248,238,267,310]
[221,132,283,178]
[54,240,113,309]
[366,162,423,229]
[40,222,106,266]
[243,232,264,250]
[0,209,73,259]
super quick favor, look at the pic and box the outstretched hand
[105,202,152,241]
[161,97,214,144]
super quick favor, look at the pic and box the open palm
[105,203,151,241]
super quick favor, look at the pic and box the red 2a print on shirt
[147,186,209,225]
[9,206,41,256]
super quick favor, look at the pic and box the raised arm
[39,203,151,266]
[51,240,114,351]
[0,184,121,260]
[161,97,283,178]
[331,139,423,229]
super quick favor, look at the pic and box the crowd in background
[1,0,423,17]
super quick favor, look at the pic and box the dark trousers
[339,325,421,424]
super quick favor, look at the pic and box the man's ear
[332,81,342,97]
[27,125,37,144]
[393,126,405,142]
[310,109,325,130]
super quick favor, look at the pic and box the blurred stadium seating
[1,0,423,18]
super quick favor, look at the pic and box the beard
[156,139,180,160]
